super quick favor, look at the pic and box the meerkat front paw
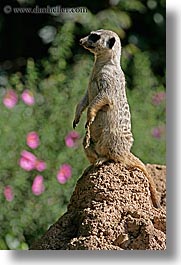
[73,115,81,128]
[73,119,78,129]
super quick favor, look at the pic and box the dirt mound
[30,162,166,250]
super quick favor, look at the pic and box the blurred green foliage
[0,0,165,249]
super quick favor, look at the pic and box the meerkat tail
[114,152,160,208]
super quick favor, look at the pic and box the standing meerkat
[73,29,160,208]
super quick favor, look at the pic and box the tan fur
[73,29,160,208]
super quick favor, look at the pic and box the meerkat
[73,29,160,208]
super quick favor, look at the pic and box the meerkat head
[79,29,121,57]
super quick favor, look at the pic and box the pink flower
[19,149,47,173]
[57,164,72,184]
[3,89,18,109]
[4,186,14,202]
[151,126,165,139]
[65,131,80,148]
[21,89,35,106]
[35,160,47,172]
[19,150,36,171]
[26,131,40,149]
[152,92,166,105]
[32,175,45,196]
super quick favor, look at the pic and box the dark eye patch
[88,34,100,43]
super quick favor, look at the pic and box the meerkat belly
[96,103,133,154]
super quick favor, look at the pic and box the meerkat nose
[79,39,83,45]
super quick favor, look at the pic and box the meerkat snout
[79,38,84,45]
[79,33,100,50]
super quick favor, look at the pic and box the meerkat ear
[107,37,116,49]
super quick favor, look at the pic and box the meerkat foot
[95,157,108,166]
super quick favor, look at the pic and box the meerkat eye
[88,34,100,43]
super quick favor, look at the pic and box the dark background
[0,0,165,79]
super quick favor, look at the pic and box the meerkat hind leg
[83,139,98,164]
